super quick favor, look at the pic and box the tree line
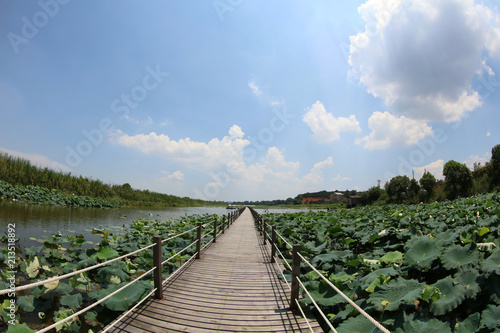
[0,153,220,207]
[365,144,500,205]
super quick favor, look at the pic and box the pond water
[0,201,314,249]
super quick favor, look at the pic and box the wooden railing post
[222,215,225,234]
[213,218,217,243]
[263,219,267,245]
[271,226,276,263]
[196,223,202,259]
[153,236,163,299]
[259,217,263,235]
[290,244,301,310]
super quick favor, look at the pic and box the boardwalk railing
[250,207,391,333]
[0,208,245,332]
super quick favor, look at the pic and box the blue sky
[1,0,499,201]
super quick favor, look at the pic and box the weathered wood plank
[106,208,323,333]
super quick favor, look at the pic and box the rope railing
[2,208,246,333]
[249,207,390,333]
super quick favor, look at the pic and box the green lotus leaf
[17,295,35,312]
[454,313,480,333]
[24,246,44,258]
[379,251,403,265]
[94,281,153,311]
[481,304,500,329]
[300,280,338,307]
[393,318,452,333]
[84,311,100,327]
[365,274,390,293]
[369,278,423,311]
[430,276,467,316]
[481,249,500,275]
[421,285,441,302]
[404,236,442,269]
[336,314,377,333]
[92,246,119,261]
[6,323,36,333]
[453,270,481,298]
[441,244,480,270]
[60,294,83,311]
[97,266,129,283]
[26,257,40,279]
[53,308,80,332]
[477,226,490,237]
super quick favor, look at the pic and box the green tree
[419,171,436,201]
[385,175,411,203]
[490,144,500,189]
[443,160,473,199]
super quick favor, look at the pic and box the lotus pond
[0,212,228,333]
[263,192,500,332]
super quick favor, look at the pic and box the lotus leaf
[93,281,153,311]
[421,285,441,302]
[430,276,467,316]
[379,251,403,265]
[442,244,480,270]
[17,295,35,312]
[453,269,482,298]
[43,280,59,292]
[6,323,36,333]
[84,311,99,326]
[393,318,451,333]
[481,249,500,275]
[54,308,80,332]
[300,279,338,307]
[25,257,40,279]
[368,278,423,311]
[404,236,442,269]
[51,282,72,294]
[481,304,500,329]
[454,313,480,333]
[92,246,119,260]
[336,314,377,333]
[60,294,83,310]
[365,274,390,293]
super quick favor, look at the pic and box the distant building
[347,195,362,207]
[329,192,345,203]
[301,196,331,204]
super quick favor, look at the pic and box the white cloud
[463,153,491,170]
[355,111,433,150]
[303,101,361,143]
[0,148,71,172]
[160,170,184,182]
[248,81,262,96]
[349,0,500,122]
[111,125,250,171]
[487,131,491,137]
[413,159,445,180]
[333,174,352,181]
[302,157,334,185]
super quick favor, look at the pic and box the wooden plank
[105,208,323,333]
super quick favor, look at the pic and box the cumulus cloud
[413,159,445,180]
[349,0,500,122]
[160,170,184,182]
[355,111,433,150]
[302,157,334,185]
[463,152,491,170]
[111,125,250,171]
[303,101,361,143]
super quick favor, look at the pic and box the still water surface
[0,201,311,248]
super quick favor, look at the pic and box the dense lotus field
[0,180,117,208]
[0,214,221,332]
[263,193,500,333]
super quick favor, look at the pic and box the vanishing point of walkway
[108,208,323,332]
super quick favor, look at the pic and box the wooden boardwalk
[107,208,323,333]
